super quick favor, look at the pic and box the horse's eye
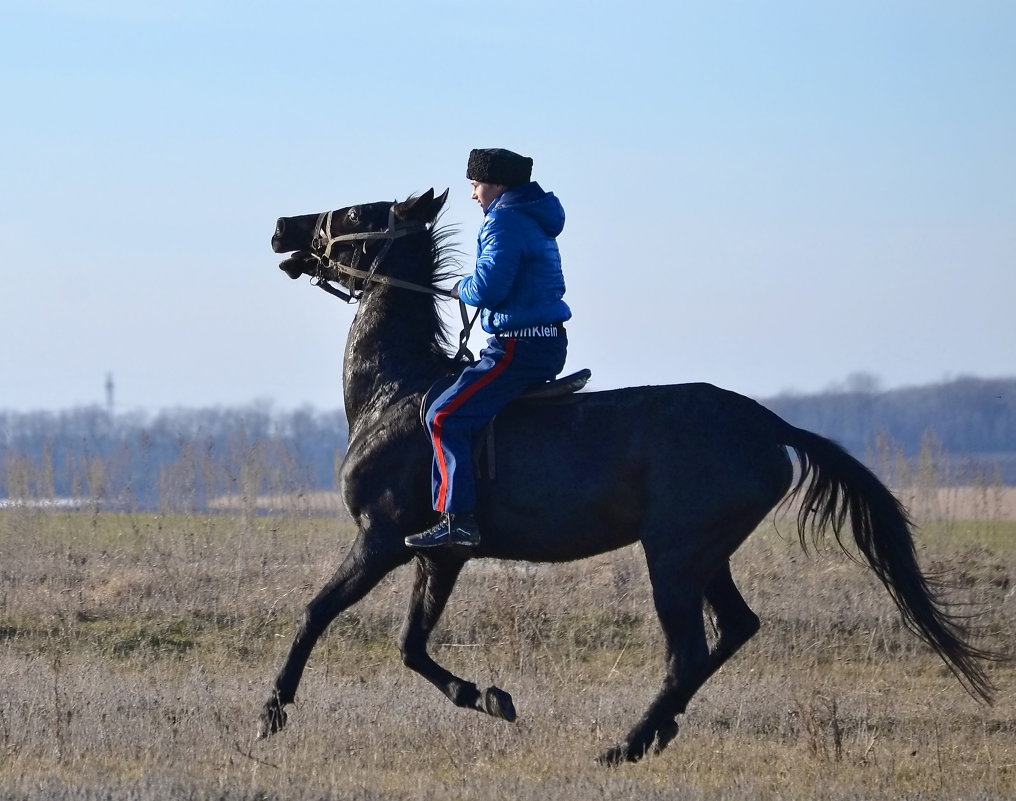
[346,208,360,225]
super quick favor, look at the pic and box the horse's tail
[778,423,997,703]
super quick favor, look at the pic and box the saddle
[419,368,591,429]
[419,369,592,479]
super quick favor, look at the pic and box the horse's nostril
[271,218,288,253]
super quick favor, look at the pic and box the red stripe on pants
[431,338,517,511]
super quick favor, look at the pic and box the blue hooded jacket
[457,182,572,334]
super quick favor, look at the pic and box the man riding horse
[405,148,572,549]
[261,158,996,765]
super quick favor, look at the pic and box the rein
[307,203,479,362]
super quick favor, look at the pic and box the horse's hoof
[653,719,680,754]
[597,740,650,766]
[481,686,517,722]
[596,742,634,767]
[257,699,288,739]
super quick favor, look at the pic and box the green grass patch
[0,610,296,661]
[0,509,358,549]
[915,518,1016,553]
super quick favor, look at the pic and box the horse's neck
[342,291,450,434]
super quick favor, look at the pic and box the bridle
[305,203,478,361]
[306,203,449,303]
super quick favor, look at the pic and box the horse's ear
[394,188,445,224]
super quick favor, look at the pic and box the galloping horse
[258,189,993,764]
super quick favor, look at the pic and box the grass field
[1,505,1013,800]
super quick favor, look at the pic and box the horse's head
[272,189,449,284]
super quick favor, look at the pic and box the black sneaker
[404,512,480,548]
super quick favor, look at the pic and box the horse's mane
[421,215,469,362]
[430,218,463,286]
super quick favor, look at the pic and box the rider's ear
[394,188,445,224]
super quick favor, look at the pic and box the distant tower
[105,373,115,416]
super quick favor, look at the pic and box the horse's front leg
[258,530,408,738]
[399,554,517,721]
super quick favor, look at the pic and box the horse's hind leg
[258,531,407,739]
[704,560,760,669]
[600,546,712,765]
[399,555,517,721]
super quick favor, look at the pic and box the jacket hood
[490,182,565,237]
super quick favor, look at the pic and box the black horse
[259,189,994,764]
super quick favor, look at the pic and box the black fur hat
[466,148,533,186]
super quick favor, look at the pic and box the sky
[1,1,1013,413]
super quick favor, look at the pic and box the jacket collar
[486,181,542,214]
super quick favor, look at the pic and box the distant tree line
[763,375,1016,483]
[0,404,347,510]
[1,376,1014,511]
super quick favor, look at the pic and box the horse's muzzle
[272,213,320,253]
[271,217,291,253]
[279,251,313,280]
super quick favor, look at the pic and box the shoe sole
[404,537,479,549]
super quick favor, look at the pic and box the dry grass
[1,505,1013,800]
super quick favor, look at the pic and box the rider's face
[470,181,507,213]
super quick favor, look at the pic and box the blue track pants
[426,334,567,513]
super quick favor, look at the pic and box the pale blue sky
[1,1,1013,412]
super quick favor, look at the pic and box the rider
[405,148,572,548]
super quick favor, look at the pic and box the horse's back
[477,381,794,560]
